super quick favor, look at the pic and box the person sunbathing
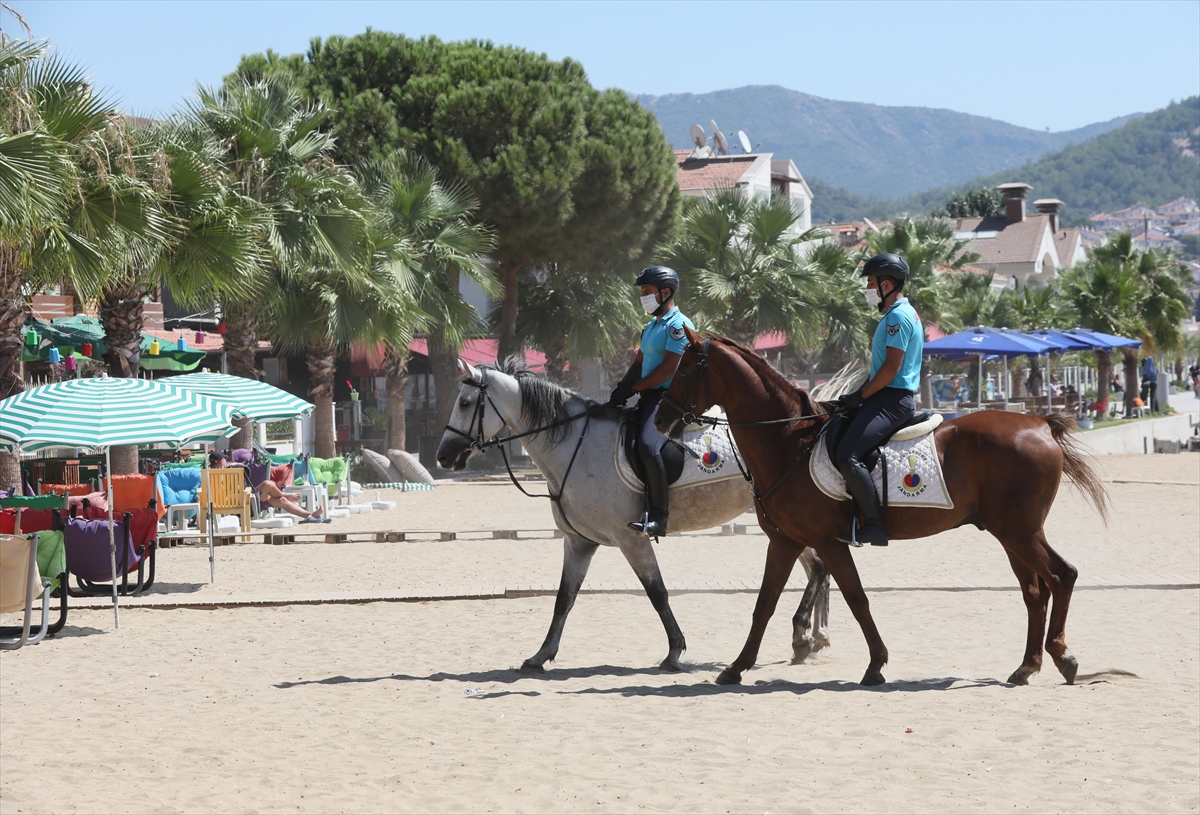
[253,481,330,523]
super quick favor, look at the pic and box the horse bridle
[443,367,594,538]
[660,337,712,426]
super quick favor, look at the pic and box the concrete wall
[1077,412,1198,455]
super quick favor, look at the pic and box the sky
[15,0,1200,132]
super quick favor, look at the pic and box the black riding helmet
[860,253,910,280]
[635,265,681,295]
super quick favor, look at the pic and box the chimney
[1034,199,1064,232]
[997,183,1033,223]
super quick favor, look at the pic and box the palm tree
[1000,281,1075,398]
[514,263,640,389]
[795,240,874,373]
[0,40,165,484]
[1064,233,1193,415]
[660,189,826,348]
[185,79,367,446]
[358,152,495,448]
[866,217,977,407]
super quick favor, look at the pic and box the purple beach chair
[62,511,154,597]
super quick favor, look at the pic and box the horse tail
[1046,412,1110,525]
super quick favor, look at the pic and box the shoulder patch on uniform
[669,325,686,341]
[886,322,901,336]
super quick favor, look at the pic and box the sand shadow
[273,663,711,690]
[143,582,206,595]
[562,675,1011,698]
[46,625,106,639]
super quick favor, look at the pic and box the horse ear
[684,325,701,344]
[460,359,482,381]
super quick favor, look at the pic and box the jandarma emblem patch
[696,434,723,472]
[669,325,686,340]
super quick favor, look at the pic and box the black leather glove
[837,390,865,412]
[609,382,635,407]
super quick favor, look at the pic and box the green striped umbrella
[164,372,314,422]
[0,376,238,452]
[0,376,238,628]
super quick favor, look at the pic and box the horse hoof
[660,657,684,673]
[860,671,886,686]
[1053,653,1079,685]
[791,642,814,664]
[519,659,546,674]
[715,668,742,685]
[1007,668,1033,686]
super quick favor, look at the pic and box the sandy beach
[2,452,1197,813]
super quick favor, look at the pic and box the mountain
[880,96,1200,225]
[636,85,1140,199]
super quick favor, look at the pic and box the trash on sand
[465,688,485,696]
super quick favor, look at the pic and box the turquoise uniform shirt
[870,297,923,392]
[640,307,695,388]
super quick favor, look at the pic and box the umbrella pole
[105,447,119,629]
[978,354,983,410]
[205,444,215,583]
[1004,356,1009,411]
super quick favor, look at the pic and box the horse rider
[833,252,924,547]
[608,265,695,537]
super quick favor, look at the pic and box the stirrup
[837,516,865,548]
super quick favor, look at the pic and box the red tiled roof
[1054,228,1083,268]
[675,152,755,191]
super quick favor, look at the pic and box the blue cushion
[157,467,202,505]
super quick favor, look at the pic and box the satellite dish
[690,123,706,150]
[738,130,752,153]
[710,119,728,155]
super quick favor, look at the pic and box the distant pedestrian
[1141,356,1159,412]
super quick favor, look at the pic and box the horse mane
[468,357,598,443]
[704,333,831,419]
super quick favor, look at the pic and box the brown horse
[655,328,1110,687]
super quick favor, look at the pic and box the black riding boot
[836,458,888,546]
[629,452,670,537]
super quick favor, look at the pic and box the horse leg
[1002,549,1048,685]
[998,528,1079,684]
[717,534,801,685]
[790,549,829,664]
[816,542,889,685]
[617,536,687,672]
[520,534,599,673]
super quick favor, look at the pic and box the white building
[674,150,814,232]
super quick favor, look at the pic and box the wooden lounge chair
[198,468,252,539]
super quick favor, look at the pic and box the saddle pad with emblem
[617,425,746,492]
[809,426,954,510]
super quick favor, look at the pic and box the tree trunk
[384,344,409,451]
[99,284,145,475]
[1096,351,1112,407]
[306,343,337,459]
[543,335,573,388]
[0,242,26,400]
[562,354,584,392]
[427,330,461,437]
[1011,364,1026,402]
[1027,356,1043,398]
[919,361,933,409]
[222,301,259,379]
[222,301,260,449]
[497,259,522,363]
[99,285,145,378]
[110,445,139,475]
[1123,349,1139,418]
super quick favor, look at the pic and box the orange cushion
[41,483,93,497]
[102,475,165,520]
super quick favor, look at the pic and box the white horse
[436,359,830,672]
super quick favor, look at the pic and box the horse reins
[664,337,828,532]
[443,367,596,538]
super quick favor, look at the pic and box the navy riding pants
[636,388,667,457]
[834,387,916,467]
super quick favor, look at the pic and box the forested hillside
[638,85,1138,198]
[811,97,1200,225]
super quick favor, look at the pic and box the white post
[104,447,119,629]
[977,354,984,409]
[257,421,267,447]
[204,444,215,583]
[1003,356,1010,411]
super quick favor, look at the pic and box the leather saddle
[822,410,934,474]
[621,410,687,487]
